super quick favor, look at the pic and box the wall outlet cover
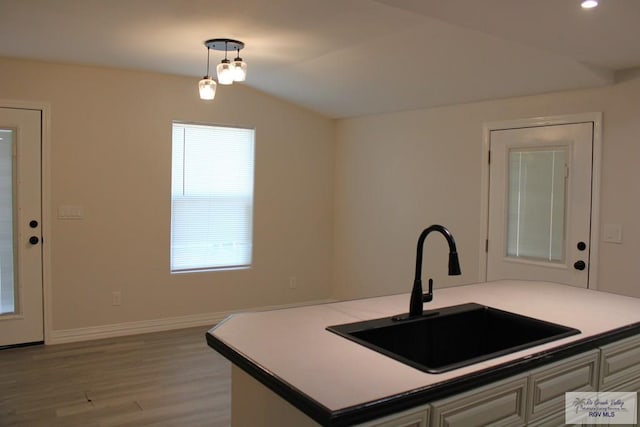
[603,224,622,244]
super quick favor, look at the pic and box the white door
[0,107,44,346]
[487,122,593,287]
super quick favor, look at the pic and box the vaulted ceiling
[1,0,639,118]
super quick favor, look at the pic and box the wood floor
[0,327,231,427]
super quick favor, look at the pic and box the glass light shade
[581,0,598,8]
[217,61,234,85]
[199,77,217,100]
[232,58,247,82]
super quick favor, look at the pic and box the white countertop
[209,280,640,412]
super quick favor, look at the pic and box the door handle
[29,236,39,245]
[574,260,586,271]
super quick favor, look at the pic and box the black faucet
[409,224,461,317]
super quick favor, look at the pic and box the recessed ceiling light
[581,0,598,9]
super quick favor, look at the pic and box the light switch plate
[58,205,85,220]
[603,224,622,244]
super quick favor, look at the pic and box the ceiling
[1,0,639,118]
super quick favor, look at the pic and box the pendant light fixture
[232,47,248,82]
[198,44,217,100]
[216,43,234,86]
[198,38,247,98]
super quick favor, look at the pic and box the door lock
[29,236,39,245]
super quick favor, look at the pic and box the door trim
[0,100,52,343]
[479,113,602,289]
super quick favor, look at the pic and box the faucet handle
[423,278,433,303]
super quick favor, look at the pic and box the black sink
[326,303,580,373]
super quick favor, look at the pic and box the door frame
[0,100,52,343]
[479,113,602,289]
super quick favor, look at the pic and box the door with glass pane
[0,107,43,346]
[487,122,593,287]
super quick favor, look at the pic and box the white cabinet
[599,334,640,391]
[526,409,571,426]
[430,375,528,427]
[526,349,599,423]
[603,366,640,395]
[598,335,640,427]
[427,338,639,427]
[359,406,429,427]
[229,335,639,427]
[429,350,602,427]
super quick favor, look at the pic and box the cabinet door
[599,334,640,390]
[611,378,640,394]
[363,407,429,427]
[430,375,527,427]
[527,409,571,427]
[527,349,599,423]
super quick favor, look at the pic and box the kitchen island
[206,280,640,426]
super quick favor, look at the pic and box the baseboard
[47,298,336,345]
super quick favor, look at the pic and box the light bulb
[199,77,217,100]
[217,60,234,85]
[232,58,247,82]
[581,0,598,8]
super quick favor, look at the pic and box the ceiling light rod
[205,46,211,76]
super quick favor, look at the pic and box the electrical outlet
[112,291,122,306]
[288,276,297,289]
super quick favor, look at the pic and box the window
[506,148,567,262]
[171,122,255,272]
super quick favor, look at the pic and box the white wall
[333,75,640,300]
[2,55,638,338]
[0,57,335,333]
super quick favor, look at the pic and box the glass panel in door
[0,128,16,315]
[506,148,567,263]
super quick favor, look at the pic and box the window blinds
[171,123,255,272]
